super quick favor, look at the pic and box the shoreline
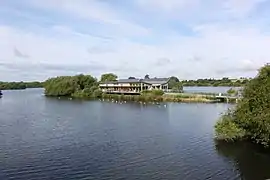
[46,93,238,104]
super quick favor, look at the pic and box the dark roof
[143,78,170,84]
[100,77,170,85]
[118,79,142,83]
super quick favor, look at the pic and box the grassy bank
[99,92,218,103]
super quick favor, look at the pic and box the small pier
[213,93,240,103]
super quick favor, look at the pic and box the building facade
[99,78,170,94]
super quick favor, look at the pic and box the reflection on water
[0,89,270,180]
[215,141,270,180]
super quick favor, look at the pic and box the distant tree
[144,74,150,79]
[100,73,117,82]
[170,76,180,82]
[168,76,182,92]
[128,77,136,79]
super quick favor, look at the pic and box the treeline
[182,78,250,87]
[215,64,270,147]
[0,81,43,90]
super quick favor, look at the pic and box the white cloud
[223,0,267,18]
[136,0,199,12]
[26,0,150,37]
[0,0,269,81]
[0,21,269,81]
[136,0,267,23]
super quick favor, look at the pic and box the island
[43,73,242,103]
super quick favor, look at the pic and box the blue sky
[0,0,270,81]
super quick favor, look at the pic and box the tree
[169,76,180,83]
[128,77,136,79]
[44,74,99,98]
[144,74,150,79]
[168,76,183,92]
[215,64,270,147]
[100,73,117,82]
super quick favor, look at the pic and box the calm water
[1,89,270,180]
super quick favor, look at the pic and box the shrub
[215,64,270,147]
[215,113,246,142]
[44,75,97,97]
[92,89,102,98]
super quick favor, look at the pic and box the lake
[1,89,270,180]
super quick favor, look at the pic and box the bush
[92,89,102,98]
[44,74,97,97]
[215,64,270,147]
[215,113,246,142]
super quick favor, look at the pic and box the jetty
[163,92,241,103]
[215,93,240,103]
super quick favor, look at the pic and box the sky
[0,0,270,81]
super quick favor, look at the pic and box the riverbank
[66,92,238,104]
[99,93,215,103]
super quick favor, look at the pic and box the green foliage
[168,76,183,92]
[215,64,270,147]
[0,81,26,90]
[215,112,246,142]
[44,74,100,98]
[100,73,117,82]
[227,88,239,96]
[0,81,43,90]
[92,89,102,98]
[182,78,250,87]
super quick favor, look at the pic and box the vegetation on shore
[182,77,250,87]
[101,90,215,103]
[215,64,270,147]
[0,81,43,90]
